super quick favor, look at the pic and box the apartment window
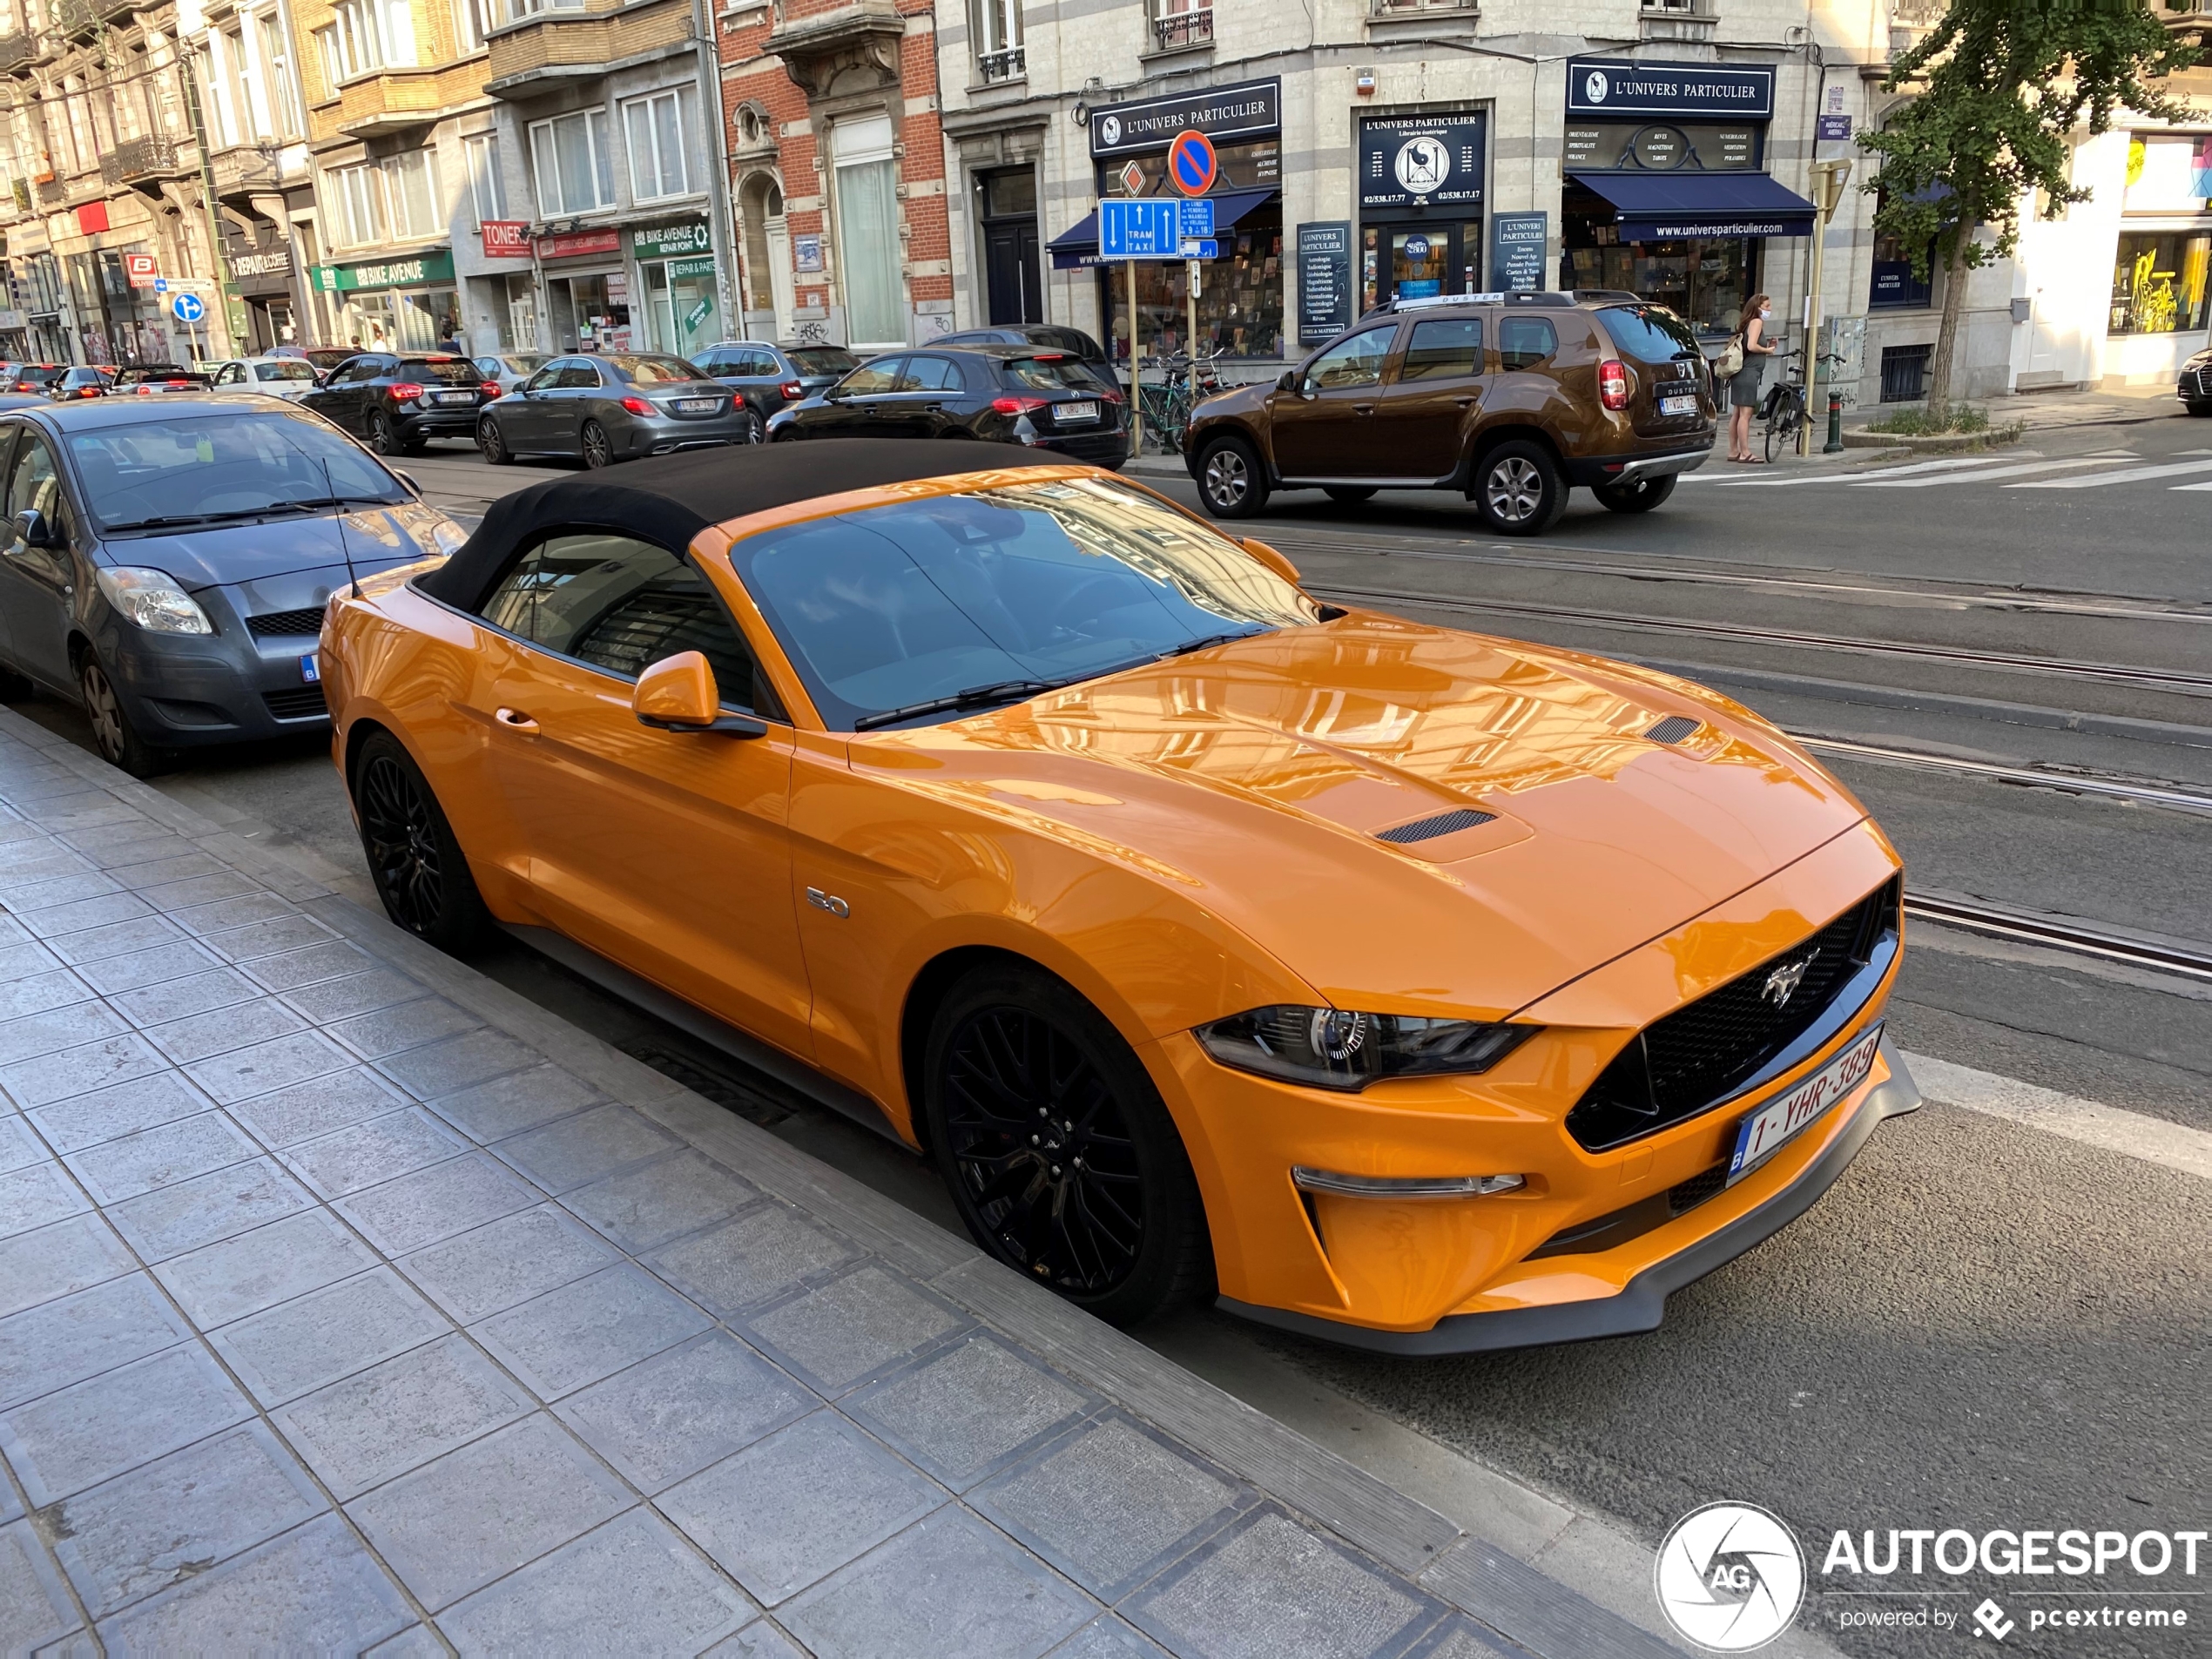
[621,86,695,202]
[464,132,504,226]
[262,16,304,137]
[384,149,439,239]
[1371,0,1470,12]
[832,116,902,347]
[328,162,385,246]
[448,0,491,55]
[225,26,267,143]
[529,109,614,214]
[506,0,584,18]
[973,0,1022,82]
[323,0,415,80]
[1150,0,1211,51]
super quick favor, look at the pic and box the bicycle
[1134,347,1226,453]
[1760,347,1847,462]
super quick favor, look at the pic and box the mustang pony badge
[1762,954,1817,1008]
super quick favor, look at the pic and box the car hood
[99,501,455,590]
[851,614,1874,1019]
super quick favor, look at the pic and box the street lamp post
[1800,156,1853,457]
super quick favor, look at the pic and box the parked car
[1183,291,1716,532]
[50,367,113,401]
[935,323,1111,374]
[299,353,499,455]
[111,364,213,395]
[320,437,1912,1345]
[475,353,761,468]
[690,341,860,416]
[2181,346,2212,415]
[0,364,66,395]
[765,344,1126,467]
[206,358,324,401]
[473,352,551,395]
[0,395,466,774]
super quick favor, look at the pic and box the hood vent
[1376,807,1496,845]
[1645,715,1701,745]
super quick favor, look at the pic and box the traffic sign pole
[1128,259,1142,455]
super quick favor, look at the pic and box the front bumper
[104,625,329,745]
[1220,1035,1920,1354]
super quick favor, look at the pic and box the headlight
[96,567,213,635]
[1194,1005,1537,1091]
[428,518,468,557]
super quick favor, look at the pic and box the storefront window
[643,258,720,355]
[1105,212,1285,362]
[2110,230,2211,334]
[549,272,632,351]
[1562,238,1752,336]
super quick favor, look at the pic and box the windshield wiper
[105,496,388,532]
[1159,628,1264,658]
[853,679,1056,732]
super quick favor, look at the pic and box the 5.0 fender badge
[805,887,851,919]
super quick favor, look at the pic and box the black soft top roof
[415,438,1066,611]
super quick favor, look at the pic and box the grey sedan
[0,394,465,775]
[475,353,761,469]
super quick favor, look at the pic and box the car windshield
[731,475,1318,731]
[786,347,860,376]
[497,354,548,374]
[609,354,712,385]
[64,410,409,531]
[253,361,320,382]
[399,358,480,385]
[1003,355,1111,392]
[1599,305,1703,362]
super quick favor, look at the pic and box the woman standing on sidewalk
[1725,293,1778,462]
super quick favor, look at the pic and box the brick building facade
[715,0,950,350]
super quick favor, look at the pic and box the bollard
[1824,390,1844,455]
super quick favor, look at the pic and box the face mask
[1759,307,1772,320]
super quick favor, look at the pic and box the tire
[581,420,613,469]
[350,731,488,953]
[79,653,169,779]
[478,417,511,465]
[1474,440,1567,536]
[1764,401,1797,463]
[1196,435,1268,519]
[738,411,764,445]
[1323,485,1378,504]
[365,409,398,455]
[923,961,1212,1325]
[1593,475,1677,514]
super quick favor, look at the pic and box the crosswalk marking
[2008,457,2212,489]
[2168,480,2212,491]
[1850,455,2134,488]
[1690,454,2043,488]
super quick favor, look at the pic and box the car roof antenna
[317,455,362,599]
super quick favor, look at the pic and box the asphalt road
[17,413,2207,1657]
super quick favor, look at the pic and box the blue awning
[1049,188,1278,269]
[1569,171,1817,240]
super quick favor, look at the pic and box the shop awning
[1569,171,1817,240]
[1049,188,1278,269]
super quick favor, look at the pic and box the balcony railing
[211,144,279,196]
[0,33,30,69]
[101,133,177,185]
[34,175,65,206]
[977,44,1022,82]
[1150,3,1211,50]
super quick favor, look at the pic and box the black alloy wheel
[1197,435,1268,520]
[352,732,486,951]
[581,420,614,469]
[78,654,168,778]
[1593,475,1677,514]
[925,964,1211,1324]
[478,415,511,465]
[1323,485,1378,505]
[366,408,398,455]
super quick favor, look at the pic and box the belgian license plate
[1726,1022,1884,1184]
[300,653,320,684]
[675,397,720,414]
[1660,394,1699,415]
[1056,401,1099,423]
[431,391,470,404]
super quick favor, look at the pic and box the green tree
[1861,0,2199,414]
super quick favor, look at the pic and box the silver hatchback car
[475,353,761,468]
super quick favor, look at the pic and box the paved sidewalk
[0,711,1676,1659]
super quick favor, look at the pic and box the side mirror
[12,509,53,549]
[394,470,419,494]
[633,651,766,738]
[1275,369,1297,393]
[1240,537,1301,585]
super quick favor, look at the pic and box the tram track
[1792,736,2212,819]
[1902,893,2212,984]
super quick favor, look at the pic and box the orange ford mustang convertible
[322,440,1919,1352]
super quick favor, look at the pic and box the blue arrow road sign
[1099,199,1181,259]
[1177,199,1216,239]
[171,292,205,324]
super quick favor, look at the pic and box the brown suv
[1183,292,1716,534]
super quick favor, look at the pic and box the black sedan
[2182,346,2211,416]
[0,395,465,774]
[51,367,113,401]
[765,344,1127,467]
[298,353,498,455]
[690,340,861,417]
[0,363,66,395]
[476,353,760,468]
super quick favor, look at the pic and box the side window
[6,435,64,535]
[901,356,963,392]
[1303,325,1397,392]
[1497,317,1560,371]
[523,362,563,392]
[745,351,782,377]
[558,361,602,389]
[840,357,902,395]
[1399,317,1485,382]
[478,530,767,713]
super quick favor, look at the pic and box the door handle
[1352,403,1376,415]
[1454,397,1479,408]
[494,706,539,734]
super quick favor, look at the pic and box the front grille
[2185,368,2212,399]
[246,606,325,638]
[262,685,329,720]
[1377,807,1496,845]
[1566,877,1900,1151]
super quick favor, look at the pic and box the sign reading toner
[1565,57,1774,122]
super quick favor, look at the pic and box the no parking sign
[1166,129,1217,198]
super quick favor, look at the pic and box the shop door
[984,220,1041,324]
[1375,221,1485,307]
